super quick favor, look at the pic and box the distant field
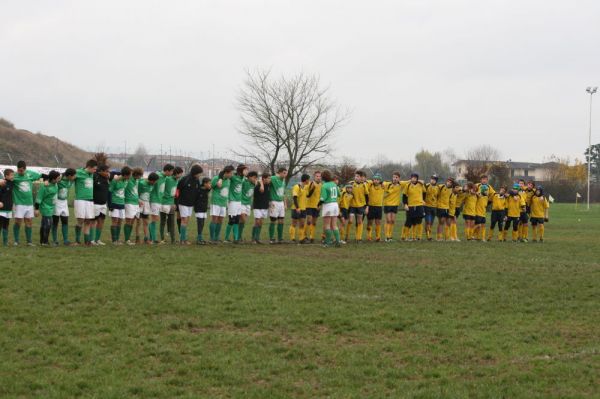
[1,203,599,398]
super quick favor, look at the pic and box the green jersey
[74,168,94,200]
[13,170,42,206]
[138,179,153,202]
[110,179,127,206]
[229,175,244,202]
[36,183,58,217]
[241,179,255,206]
[269,175,285,202]
[150,172,165,204]
[56,179,73,201]
[125,177,140,205]
[210,176,230,207]
[320,181,339,204]
[161,176,178,205]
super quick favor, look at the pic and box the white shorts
[14,205,34,219]
[269,201,285,218]
[74,200,95,220]
[140,200,151,216]
[0,211,12,219]
[160,204,174,214]
[150,202,161,216]
[179,205,194,218]
[125,204,139,219]
[241,204,251,216]
[195,212,207,219]
[54,199,69,217]
[322,202,340,217]
[227,201,242,217]
[111,208,125,219]
[210,204,227,217]
[94,204,107,218]
[253,209,269,219]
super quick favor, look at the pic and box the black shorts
[475,216,486,225]
[349,206,366,215]
[384,206,398,214]
[519,211,529,224]
[339,208,349,219]
[436,208,449,218]
[463,214,475,221]
[455,207,461,217]
[140,213,149,219]
[491,210,505,224]
[530,217,545,225]
[291,209,307,220]
[306,208,319,218]
[407,206,425,219]
[367,206,383,220]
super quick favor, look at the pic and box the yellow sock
[299,225,306,241]
[417,223,423,239]
[532,226,538,240]
[512,230,518,241]
[410,225,416,239]
[450,224,457,240]
[401,226,408,239]
[522,225,528,240]
[426,227,431,240]
[466,227,471,240]
[444,226,450,240]
[366,225,372,240]
[481,226,486,240]
[356,223,363,240]
[289,225,296,240]
[345,223,352,241]
[539,224,545,240]
[436,231,442,240]
[487,228,493,241]
[375,224,381,240]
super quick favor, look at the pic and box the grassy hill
[0,118,91,167]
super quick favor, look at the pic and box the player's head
[430,174,439,185]
[64,168,76,180]
[527,180,535,189]
[85,159,98,173]
[163,163,175,176]
[48,170,61,183]
[3,168,14,181]
[518,179,526,189]
[446,177,455,188]
[121,166,132,178]
[313,171,322,183]
[392,171,401,183]
[467,182,476,193]
[190,164,203,178]
[333,175,340,185]
[147,172,159,184]
[321,170,332,182]
[221,165,234,179]
[132,167,144,179]
[345,183,353,193]
[499,185,507,195]
[452,184,461,193]
[261,172,271,184]
[16,160,26,175]
[247,171,258,184]
[480,175,489,184]
[173,166,184,178]
[410,172,419,183]
[97,164,110,177]
[277,167,288,178]
[301,174,310,184]
[355,170,365,182]
[372,174,382,184]
[535,186,544,196]
[236,164,248,177]
[201,177,212,188]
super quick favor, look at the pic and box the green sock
[95,226,102,241]
[225,224,232,240]
[89,228,95,242]
[116,225,122,241]
[238,223,245,240]
[215,223,222,241]
[180,225,187,241]
[51,225,58,243]
[233,224,239,241]
[333,229,340,243]
[2,228,8,245]
[124,225,132,241]
[25,226,32,243]
[251,226,257,240]
[209,223,215,240]
[325,229,333,244]
[61,223,69,243]
[13,224,20,243]
[277,223,284,240]
[149,222,156,242]
[75,226,82,243]
[257,225,262,240]
[84,233,91,244]
[269,223,276,240]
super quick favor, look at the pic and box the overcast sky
[1,0,599,165]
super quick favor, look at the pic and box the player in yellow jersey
[517,179,533,242]
[488,186,507,241]
[403,173,426,241]
[462,183,478,241]
[476,175,496,196]
[290,174,310,244]
[347,170,368,242]
[473,184,490,241]
[424,175,441,240]
[504,184,525,242]
[337,183,353,243]
[436,177,454,241]
[365,174,384,242]
[448,184,462,241]
[305,171,322,243]
[529,186,549,242]
[382,172,407,242]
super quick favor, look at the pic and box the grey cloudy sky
[1,0,599,165]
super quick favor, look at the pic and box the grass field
[1,203,599,398]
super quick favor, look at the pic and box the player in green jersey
[35,170,61,246]
[109,167,130,244]
[268,167,288,244]
[52,168,76,245]
[12,161,43,245]
[137,172,158,244]
[160,166,183,244]
[319,170,341,247]
[240,171,258,242]
[153,164,174,243]
[225,164,248,243]
[123,167,143,245]
[73,160,98,245]
[209,165,234,243]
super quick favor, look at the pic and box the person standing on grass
[382,172,406,242]
[435,178,454,241]
[35,170,61,246]
[175,164,203,245]
[348,171,368,243]
[91,164,110,245]
[209,165,234,243]
[161,166,183,244]
[290,173,309,244]
[530,186,550,242]
[488,186,508,241]
[268,167,288,244]
[73,159,98,246]
[319,170,341,247]
[365,174,384,242]
[123,167,143,245]
[251,173,271,244]
[194,177,211,244]
[305,170,322,243]
[0,168,15,246]
[9,160,42,246]
[154,164,174,242]
[239,171,258,242]
[225,165,247,243]
[504,184,525,242]
[338,183,353,243]
[109,167,129,245]
[137,172,158,244]
[52,168,76,246]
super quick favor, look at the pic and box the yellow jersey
[350,181,367,207]
[291,183,307,210]
[476,182,496,197]
[491,193,507,211]
[405,182,426,207]
[524,188,535,206]
[463,193,478,216]
[448,193,457,216]
[437,185,453,210]
[475,194,489,217]
[338,189,353,210]
[506,195,525,218]
[366,181,385,206]
[425,183,441,207]
[530,196,549,218]
[382,181,407,206]
[455,191,467,207]
[305,181,321,209]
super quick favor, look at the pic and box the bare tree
[237,69,349,183]
[464,145,502,182]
